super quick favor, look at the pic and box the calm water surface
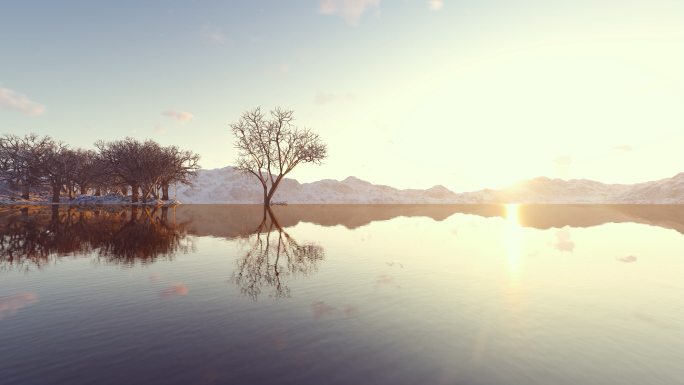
[1,204,682,385]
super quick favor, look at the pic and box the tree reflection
[230,207,324,301]
[0,205,194,271]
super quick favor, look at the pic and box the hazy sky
[1,0,681,192]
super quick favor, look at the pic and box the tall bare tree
[230,107,327,205]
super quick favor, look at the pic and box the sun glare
[504,204,522,285]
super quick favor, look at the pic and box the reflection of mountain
[0,205,193,270]
[175,205,506,239]
[516,205,684,234]
[176,167,684,204]
[230,208,324,301]
[175,204,684,237]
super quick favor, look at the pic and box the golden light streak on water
[504,204,522,286]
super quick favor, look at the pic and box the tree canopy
[230,107,327,205]
[0,133,200,203]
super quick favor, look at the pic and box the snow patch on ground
[67,192,179,205]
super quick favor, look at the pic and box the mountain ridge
[176,167,684,204]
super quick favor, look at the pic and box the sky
[0,0,682,192]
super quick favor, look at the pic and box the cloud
[314,91,357,105]
[162,109,194,124]
[319,0,380,25]
[200,23,228,44]
[552,155,572,166]
[612,145,632,152]
[0,292,38,320]
[0,84,46,116]
[616,255,637,263]
[428,0,444,10]
[551,155,572,177]
[153,124,166,134]
[158,285,188,298]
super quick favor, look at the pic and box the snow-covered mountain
[175,167,684,204]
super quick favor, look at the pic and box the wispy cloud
[200,23,228,44]
[428,0,444,10]
[612,145,632,152]
[552,155,572,166]
[319,0,380,25]
[162,109,194,124]
[0,84,46,116]
[314,91,357,105]
[153,124,166,134]
[551,155,572,177]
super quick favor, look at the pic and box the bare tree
[95,138,157,203]
[158,145,201,201]
[95,138,200,203]
[230,107,327,206]
[70,149,98,196]
[0,133,55,200]
[38,142,75,202]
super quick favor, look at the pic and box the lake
[1,204,682,385]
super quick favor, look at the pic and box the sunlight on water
[504,204,522,286]
[1,204,682,385]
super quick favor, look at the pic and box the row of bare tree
[0,133,200,203]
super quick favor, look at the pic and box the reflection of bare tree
[230,208,324,301]
[0,205,194,272]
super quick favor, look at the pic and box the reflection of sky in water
[0,292,38,320]
[0,205,682,385]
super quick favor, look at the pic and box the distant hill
[175,167,684,204]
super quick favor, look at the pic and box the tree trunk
[131,185,139,203]
[52,185,61,203]
[21,184,30,200]
[161,183,169,201]
[95,186,101,196]
[80,185,87,195]
[121,185,128,195]
[266,176,284,205]
[263,185,270,206]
